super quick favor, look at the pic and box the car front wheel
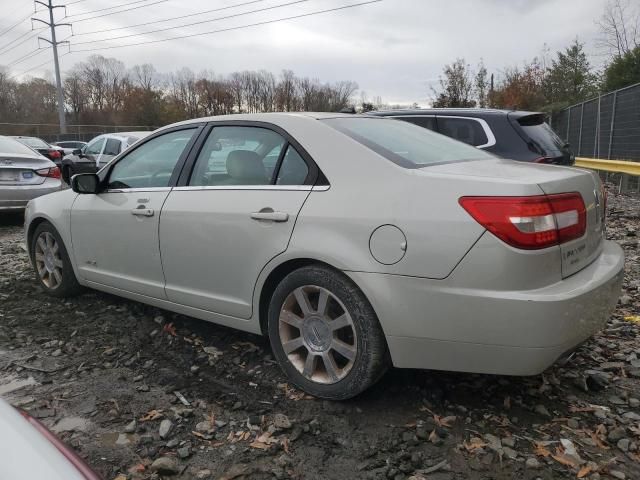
[31,222,83,298]
[268,265,389,400]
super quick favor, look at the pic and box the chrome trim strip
[390,114,497,149]
[171,185,313,192]
[311,185,330,192]
[104,187,172,193]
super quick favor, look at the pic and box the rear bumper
[0,182,62,210]
[347,240,624,375]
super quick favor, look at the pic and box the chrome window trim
[172,185,313,192]
[390,114,497,149]
[104,187,172,193]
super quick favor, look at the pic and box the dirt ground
[0,189,639,480]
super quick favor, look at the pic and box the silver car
[23,113,624,399]
[0,136,62,211]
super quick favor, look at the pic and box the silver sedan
[23,113,624,399]
[0,136,62,211]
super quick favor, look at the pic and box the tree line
[430,0,640,113]
[0,58,358,128]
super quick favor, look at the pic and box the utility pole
[33,0,70,134]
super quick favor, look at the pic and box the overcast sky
[1,0,608,105]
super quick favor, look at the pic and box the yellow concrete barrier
[575,157,640,176]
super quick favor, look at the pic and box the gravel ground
[0,189,638,480]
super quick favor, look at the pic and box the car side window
[103,138,121,156]
[437,117,489,147]
[398,116,437,131]
[276,146,309,185]
[107,129,197,189]
[189,126,285,187]
[85,138,105,155]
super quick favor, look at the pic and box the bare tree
[597,0,640,57]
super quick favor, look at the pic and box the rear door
[159,124,314,319]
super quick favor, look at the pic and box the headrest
[226,150,267,184]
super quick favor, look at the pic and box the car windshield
[16,137,49,149]
[0,136,41,156]
[323,117,493,168]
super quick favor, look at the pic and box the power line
[8,51,68,79]
[72,0,314,46]
[70,0,169,23]
[66,0,92,4]
[73,0,268,36]
[70,0,383,52]
[0,28,46,56]
[7,46,48,68]
[66,0,159,18]
[0,11,34,39]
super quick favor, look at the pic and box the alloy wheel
[278,285,357,384]
[34,231,64,289]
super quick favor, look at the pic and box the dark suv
[370,108,574,165]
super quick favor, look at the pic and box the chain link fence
[552,82,640,162]
[0,123,157,144]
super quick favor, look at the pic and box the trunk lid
[0,154,53,186]
[426,158,605,277]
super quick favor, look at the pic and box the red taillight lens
[459,193,586,250]
[534,157,553,164]
[35,166,61,179]
[48,149,61,159]
[18,410,102,480]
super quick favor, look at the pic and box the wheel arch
[256,257,382,337]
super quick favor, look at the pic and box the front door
[70,127,200,298]
[160,125,313,319]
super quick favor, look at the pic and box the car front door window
[85,138,105,156]
[108,129,197,189]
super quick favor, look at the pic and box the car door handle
[131,207,154,217]
[250,210,289,222]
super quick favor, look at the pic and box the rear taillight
[18,409,101,480]
[533,157,554,164]
[48,149,61,159]
[35,166,61,179]
[459,193,586,250]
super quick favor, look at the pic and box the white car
[60,132,150,183]
[24,113,623,399]
[0,399,100,480]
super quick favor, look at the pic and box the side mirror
[72,148,83,156]
[71,173,100,194]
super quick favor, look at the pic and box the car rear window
[0,136,41,156]
[16,137,49,149]
[323,117,493,168]
[517,115,565,153]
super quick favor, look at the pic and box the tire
[30,221,84,298]
[268,265,389,400]
[62,165,72,185]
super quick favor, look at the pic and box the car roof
[370,108,543,118]
[93,131,151,141]
[166,112,365,129]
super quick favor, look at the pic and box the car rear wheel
[31,222,83,298]
[268,265,389,400]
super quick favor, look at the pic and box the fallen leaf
[534,442,552,457]
[577,465,593,478]
[162,322,177,336]
[249,441,270,450]
[463,437,488,452]
[139,409,163,422]
[623,315,640,323]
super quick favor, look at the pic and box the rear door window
[437,117,489,147]
[276,146,309,185]
[397,116,437,131]
[189,127,285,186]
